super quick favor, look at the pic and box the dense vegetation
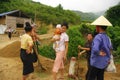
[39,24,120,63]
[39,25,86,59]
[73,11,97,22]
[0,0,80,25]
[106,26,120,62]
[38,3,120,62]
[73,10,106,22]
[106,3,120,26]
[1,0,120,62]
[105,3,120,62]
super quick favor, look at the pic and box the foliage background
[0,0,120,62]
[0,0,80,25]
[106,3,120,26]
[39,24,93,59]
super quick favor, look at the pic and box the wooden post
[33,42,46,71]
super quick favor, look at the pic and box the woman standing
[52,23,69,80]
[20,23,34,80]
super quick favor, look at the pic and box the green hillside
[0,0,80,25]
[73,11,97,22]
[106,3,120,26]
[73,10,106,22]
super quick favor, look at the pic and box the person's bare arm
[34,33,41,41]
[26,36,34,54]
[26,43,33,54]
[64,41,68,60]
[78,50,86,57]
[51,38,56,42]
[51,36,60,42]
[81,47,90,51]
[36,35,41,41]
[78,45,90,51]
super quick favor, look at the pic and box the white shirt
[58,32,69,51]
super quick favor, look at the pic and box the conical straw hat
[91,16,112,26]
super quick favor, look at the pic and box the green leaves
[39,44,55,59]
[38,25,85,59]
[106,3,120,26]
[0,0,80,25]
[107,26,120,63]
[67,25,85,58]
[107,26,120,50]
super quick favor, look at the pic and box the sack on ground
[68,57,76,77]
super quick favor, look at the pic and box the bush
[107,26,120,50]
[114,47,120,63]
[107,26,120,63]
[67,26,85,59]
[38,25,85,59]
[38,24,120,63]
[79,24,94,36]
[38,44,55,59]
[106,3,120,26]
[37,26,48,34]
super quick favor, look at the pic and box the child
[52,24,61,52]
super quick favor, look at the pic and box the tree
[56,4,63,11]
[0,0,81,25]
[106,3,120,26]
[0,0,10,2]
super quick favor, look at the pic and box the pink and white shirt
[58,32,69,52]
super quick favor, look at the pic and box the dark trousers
[8,32,12,39]
[86,57,91,80]
[87,66,105,80]
[86,63,90,80]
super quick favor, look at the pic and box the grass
[37,26,48,35]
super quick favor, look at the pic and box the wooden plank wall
[0,17,5,24]
[6,16,31,29]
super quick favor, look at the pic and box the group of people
[20,22,69,80]
[20,15,113,80]
[78,16,113,80]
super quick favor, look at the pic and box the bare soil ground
[0,34,120,80]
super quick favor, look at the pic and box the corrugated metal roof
[0,10,19,17]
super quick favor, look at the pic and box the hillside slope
[0,0,80,25]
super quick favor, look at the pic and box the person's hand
[78,45,82,49]
[26,49,31,54]
[55,38,60,41]
[99,51,106,56]
[78,52,82,57]
[63,55,67,61]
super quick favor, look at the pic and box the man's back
[91,32,111,69]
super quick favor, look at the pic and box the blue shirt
[90,32,112,69]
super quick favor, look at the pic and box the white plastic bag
[106,55,116,73]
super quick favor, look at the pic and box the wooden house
[0,10,31,35]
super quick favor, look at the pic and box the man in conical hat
[87,16,113,80]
